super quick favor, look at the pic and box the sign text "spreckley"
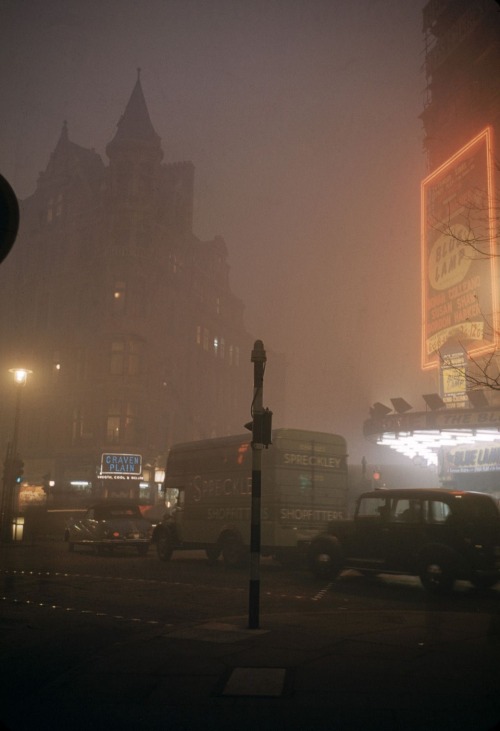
[283,453,342,469]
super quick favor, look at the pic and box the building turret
[106,68,163,165]
[37,120,103,193]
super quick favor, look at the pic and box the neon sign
[421,127,498,369]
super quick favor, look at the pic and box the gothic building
[0,72,280,505]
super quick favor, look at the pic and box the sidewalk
[4,608,500,731]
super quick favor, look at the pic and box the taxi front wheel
[418,546,456,594]
[307,537,344,579]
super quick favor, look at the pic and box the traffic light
[372,470,382,489]
[12,458,24,484]
[244,408,273,447]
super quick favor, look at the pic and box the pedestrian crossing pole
[246,340,271,630]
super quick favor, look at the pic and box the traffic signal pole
[248,340,269,630]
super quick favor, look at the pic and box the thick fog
[0,0,434,465]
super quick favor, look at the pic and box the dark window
[109,339,142,376]
[110,341,125,375]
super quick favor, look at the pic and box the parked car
[139,502,168,529]
[64,501,153,555]
[307,488,500,593]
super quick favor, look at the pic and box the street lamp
[1,367,31,541]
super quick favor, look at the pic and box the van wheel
[156,529,173,561]
[308,537,343,579]
[418,547,456,594]
[222,535,246,568]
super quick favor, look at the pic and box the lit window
[106,401,121,443]
[105,401,137,444]
[113,281,126,312]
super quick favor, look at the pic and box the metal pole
[0,443,12,542]
[1,382,23,542]
[248,339,266,629]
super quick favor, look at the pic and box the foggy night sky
[0,0,436,465]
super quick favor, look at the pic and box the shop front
[364,404,500,499]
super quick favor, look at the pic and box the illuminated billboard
[100,453,142,475]
[421,127,497,370]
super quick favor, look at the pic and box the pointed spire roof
[56,120,69,149]
[106,69,162,159]
[38,121,104,188]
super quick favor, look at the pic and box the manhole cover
[222,667,287,697]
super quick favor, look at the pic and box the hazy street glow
[377,429,500,468]
[0,1,429,464]
[9,368,30,385]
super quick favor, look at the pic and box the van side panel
[264,430,348,547]
[164,429,348,552]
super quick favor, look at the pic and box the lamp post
[1,368,31,542]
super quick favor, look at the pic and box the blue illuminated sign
[100,453,142,475]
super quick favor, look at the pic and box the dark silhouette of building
[364,2,500,484]
[421,0,500,170]
[0,72,283,505]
